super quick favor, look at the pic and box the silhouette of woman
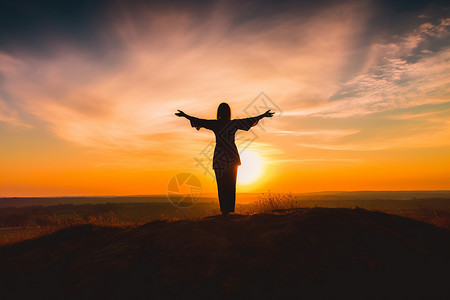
[175,103,274,218]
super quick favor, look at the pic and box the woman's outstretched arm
[175,109,192,120]
[175,110,215,130]
[256,109,275,120]
[235,109,274,131]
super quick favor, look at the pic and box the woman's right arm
[175,110,215,131]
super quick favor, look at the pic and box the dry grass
[249,192,300,213]
[249,192,449,230]
[0,212,139,245]
[0,209,215,246]
[395,209,449,230]
[1,193,448,246]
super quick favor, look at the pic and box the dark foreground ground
[0,208,449,299]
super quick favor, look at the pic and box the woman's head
[217,102,231,120]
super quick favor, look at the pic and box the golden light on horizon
[237,151,263,185]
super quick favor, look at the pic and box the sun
[237,151,263,185]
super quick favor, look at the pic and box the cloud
[0,2,449,172]
[0,1,368,159]
[0,98,30,128]
[271,129,360,141]
[297,143,390,151]
[285,17,450,119]
[386,106,450,120]
[267,158,364,165]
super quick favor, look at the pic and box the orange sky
[0,1,449,196]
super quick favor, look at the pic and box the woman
[175,102,274,218]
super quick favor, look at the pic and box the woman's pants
[214,165,238,213]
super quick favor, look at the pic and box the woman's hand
[263,109,275,118]
[175,109,187,118]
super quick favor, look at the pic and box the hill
[0,208,449,299]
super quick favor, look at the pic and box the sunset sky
[1,0,449,197]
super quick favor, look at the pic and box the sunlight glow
[237,151,263,185]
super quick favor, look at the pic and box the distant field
[0,193,270,208]
[0,191,449,245]
[0,195,215,208]
[2,190,450,208]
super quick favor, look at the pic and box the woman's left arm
[235,109,274,131]
[256,109,274,120]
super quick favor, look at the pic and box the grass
[248,192,299,213]
[396,209,449,230]
[251,192,450,229]
[0,212,136,245]
[0,202,224,245]
[2,206,449,299]
[1,192,449,246]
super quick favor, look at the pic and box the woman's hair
[217,102,231,120]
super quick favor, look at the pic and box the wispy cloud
[267,158,364,165]
[271,129,359,139]
[285,18,450,119]
[0,4,449,172]
[1,1,450,195]
[0,2,368,159]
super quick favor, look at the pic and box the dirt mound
[1,208,449,299]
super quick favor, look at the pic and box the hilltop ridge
[0,208,449,299]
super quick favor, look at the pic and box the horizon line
[2,190,450,199]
